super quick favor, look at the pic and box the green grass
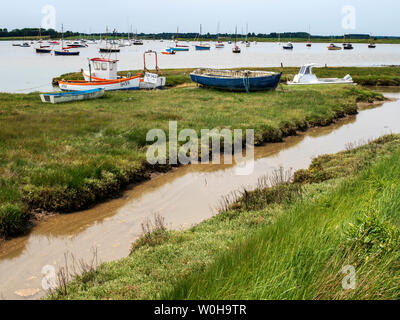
[164,142,400,300]
[54,67,400,88]
[48,134,400,300]
[0,85,384,238]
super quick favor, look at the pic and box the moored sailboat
[195,24,211,51]
[54,25,80,56]
[232,26,241,53]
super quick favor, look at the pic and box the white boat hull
[287,79,355,85]
[139,77,166,89]
[83,70,166,90]
[59,77,140,91]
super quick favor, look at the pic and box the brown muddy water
[1,92,400,300]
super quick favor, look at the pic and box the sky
[0,0,399,36]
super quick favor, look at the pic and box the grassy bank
[0,84,383,239]
[49,134,400,300]
[53,67,400,88]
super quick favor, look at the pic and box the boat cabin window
[304,66,311,74]
[109,63,114,71]
[101,63,108,71]
[300,66,306,74]
[93,62,101,71]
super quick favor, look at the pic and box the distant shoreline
[2,36,400,44]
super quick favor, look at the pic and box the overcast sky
[0,0,398,36]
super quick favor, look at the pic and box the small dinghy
[343,43,354,50]
[328,43,341,50]
[190,69,282,92]
[283,42,293,50]
[40,88,104,104]
[162,50,176,55]
[287,64,354,86]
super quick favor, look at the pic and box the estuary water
[1,40,400,93]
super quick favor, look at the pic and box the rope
[242,74,250,93]
[13,82,52,93]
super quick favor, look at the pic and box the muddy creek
[1,91,400,300]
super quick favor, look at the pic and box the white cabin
[292,64,318,84]
[85,58,119,80]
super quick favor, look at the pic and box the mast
[235,26,237,45]
[199,24,202,45]
[61,24,64,48]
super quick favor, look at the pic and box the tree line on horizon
[0,28,398,40]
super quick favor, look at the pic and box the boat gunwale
[191,68,280,79]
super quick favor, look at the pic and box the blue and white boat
[190,69,282,92]
[194,24,211,51]
[167,47,189,52]
[40,88,105,104]
[195,45,211,51]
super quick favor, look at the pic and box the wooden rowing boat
[40,88,105,104]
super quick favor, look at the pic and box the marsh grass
[163,146,400,300]
[0,84,382,238]
[48,134,400,300]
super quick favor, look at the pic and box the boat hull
[54,50,80,56]
[99,48,120,53]
[59,77,140,91]
[36,48,52,53]
[195,45,211,51]
[168,47,189,52]
[40,89,105,104]
[190,71,282,92]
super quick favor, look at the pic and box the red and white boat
[81,53,166,90]
[59,58,141,91]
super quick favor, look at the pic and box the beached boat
[140,51,166,89]
[162,50,176,55]
[60,57,139,91]
[59,76,140,91]
[328,43,341,50]
[40,88,105,104]
[287,64,354,85]
[80,53,165,90]
[190,69,282,92]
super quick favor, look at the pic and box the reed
[48,134,400,300]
